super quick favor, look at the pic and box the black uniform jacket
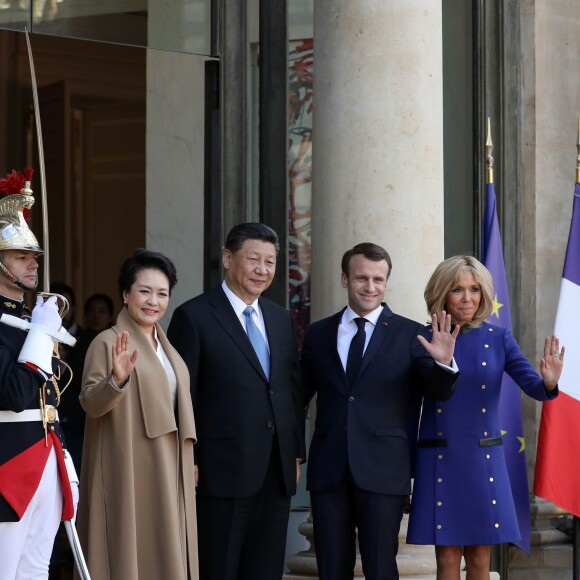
[0,295,66,521]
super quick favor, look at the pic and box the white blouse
[153,327,177,407]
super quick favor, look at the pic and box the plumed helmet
[0,168,43,254]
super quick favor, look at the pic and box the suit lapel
[354,304,394,383]
[115,308,177,438]
[208,286,269,382]
[325,309,350,393]
[156,331,197,442]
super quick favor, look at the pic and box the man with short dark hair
[302,242,459,580]
[168,222,305,580]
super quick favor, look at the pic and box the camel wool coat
[76,307,198,580]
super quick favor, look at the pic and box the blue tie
[244,306,270,379]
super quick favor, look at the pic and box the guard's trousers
[0,448,63,580]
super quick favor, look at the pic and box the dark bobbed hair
[118,248,178,297]
[341,243,393,278]
[225,223,280,254]
[84,293,114,316]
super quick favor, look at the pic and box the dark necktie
[243,306,270,379]
[346,317,367,385]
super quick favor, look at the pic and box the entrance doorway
[1,30,147,317]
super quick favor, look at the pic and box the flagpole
[574,516,580,580]
[574,117,580,580]
[486,117,510,579]
[486,117,493,185]
[576,116,580,185]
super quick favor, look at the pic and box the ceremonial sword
[8,28,92,580]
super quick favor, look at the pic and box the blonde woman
[407,255,563,580]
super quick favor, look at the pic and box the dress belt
[417,436,503,448]
[417,439,448,448]
[479,436,503,447]
[0,407,59,423]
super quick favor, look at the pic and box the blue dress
[407,322,553,546]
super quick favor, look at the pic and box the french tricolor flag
[535,182,580,515]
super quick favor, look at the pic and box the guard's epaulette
[2,298,20,311]
[0,295,27,319]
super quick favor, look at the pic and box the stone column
[310,0,445,323]
[286,1,446,578]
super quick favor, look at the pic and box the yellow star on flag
[501,430,507,437]
[517,436,525,453]
[491,293,504,319]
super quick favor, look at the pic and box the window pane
[443,0,474,256]
[0,0,213,56]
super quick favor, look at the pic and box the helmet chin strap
[0,259,37,292]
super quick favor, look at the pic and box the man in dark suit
[302,242,459,580]
[168,222,305,580]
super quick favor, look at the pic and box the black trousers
[311,473,406,580]
[197,439,291,580]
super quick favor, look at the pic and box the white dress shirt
[221,280,270,352]
[337,304,383,371]
[337,304,458,373]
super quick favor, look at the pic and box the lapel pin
[382,321,388,326]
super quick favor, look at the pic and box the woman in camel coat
[76,249,198,580]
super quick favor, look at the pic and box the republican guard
[0,169,79,580]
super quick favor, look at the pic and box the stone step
[284,571,501,579]
[507,543,573,579]
[507,571,572,580]
[280,545,578,580]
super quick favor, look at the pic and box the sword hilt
[37,291,70,319]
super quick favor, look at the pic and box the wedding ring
[554,352,560,359]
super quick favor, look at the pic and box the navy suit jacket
[302,304,457,496]
[168,285,305,498]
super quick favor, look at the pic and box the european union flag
[481,183,530,553]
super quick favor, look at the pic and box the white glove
[64,450,80,523]
[71,482,79,523]
[18,296,62,374]
[31,295,62,332]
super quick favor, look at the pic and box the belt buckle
[44,406,57,424]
